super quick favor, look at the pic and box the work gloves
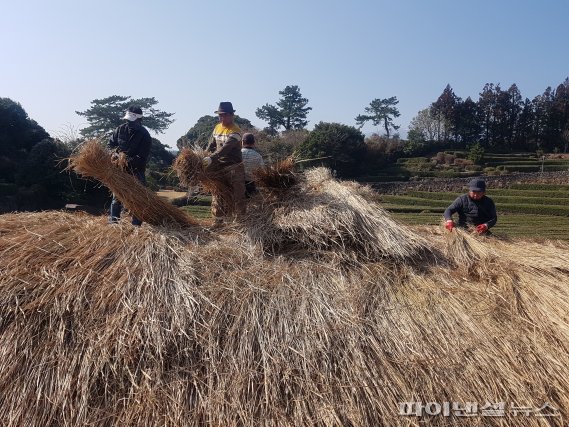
[202,157,212,168]
[475,223,488,234]
[445,220,455,231]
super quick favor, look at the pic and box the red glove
[475,224,488,234]
[445,220,455,231]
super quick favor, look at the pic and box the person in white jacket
[240,133,265,197]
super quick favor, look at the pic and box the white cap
[122,111,143,121]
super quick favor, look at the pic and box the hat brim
[214,110,235,114]
[123,111,143,121]
[469,187,485,192]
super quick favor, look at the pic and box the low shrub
[396,157,429,164]
[453,158,474,167]
[434,152,456,165]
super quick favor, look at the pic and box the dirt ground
[156,190,187,200]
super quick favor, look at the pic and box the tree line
[1,77,568,212]
[409,79,569,154]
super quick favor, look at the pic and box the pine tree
[355,96,400,138]
[76,95,174,138]
[255,85,312,134]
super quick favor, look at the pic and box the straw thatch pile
[243,168,430,261]
[0,147,568,425]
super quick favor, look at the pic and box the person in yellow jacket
[203,102,246,225]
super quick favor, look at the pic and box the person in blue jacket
[108,105,152,226]
[444,178,497,235]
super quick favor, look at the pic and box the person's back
[241,133,264,179]
[109,122,152,174]
[241,147,264,180]
[240,133,264,197]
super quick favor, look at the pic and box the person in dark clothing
[443,178,497,235]
[108,105,152,226]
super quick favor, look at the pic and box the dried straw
[172,148,232,197]
[244,168,430,261]
[442,225,498,269]
[174,150,428,260]
[0,211,568,425]
[69,140,199,227]
[253,156,298,191]
[4,150,569,425]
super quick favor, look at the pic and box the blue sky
[1,0,568,149]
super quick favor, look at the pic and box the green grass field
[180,205,212,219]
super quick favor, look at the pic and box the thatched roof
[0,143,567,425]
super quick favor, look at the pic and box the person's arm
[485,199,497,229]
[108,127,119,150]
[206,134,217,153]
[210,136,240,162]
[443,196,462,221]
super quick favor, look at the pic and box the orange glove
[475,224,488,234]
[445,220,455,231]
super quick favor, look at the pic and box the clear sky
[1,0,568,149]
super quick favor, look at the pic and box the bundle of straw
[442,225,498,269]
[253,156,298,191]
[69,140,199,227]
[172,148,233,198]
[244,168,429,260]
[0,211,568,425]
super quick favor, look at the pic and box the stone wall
[368,171,569,195]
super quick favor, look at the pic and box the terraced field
[381,183,569,239]
[361,152,569,182]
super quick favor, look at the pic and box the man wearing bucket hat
[108,105,152,226]
[203,102,246,224]
[443,178,497,235]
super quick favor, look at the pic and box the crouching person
[108,105,152,226]
[202,102,246,226]
[444,178,497,235]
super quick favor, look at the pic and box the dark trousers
[245,181,258,198]
[109,171,146,226]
